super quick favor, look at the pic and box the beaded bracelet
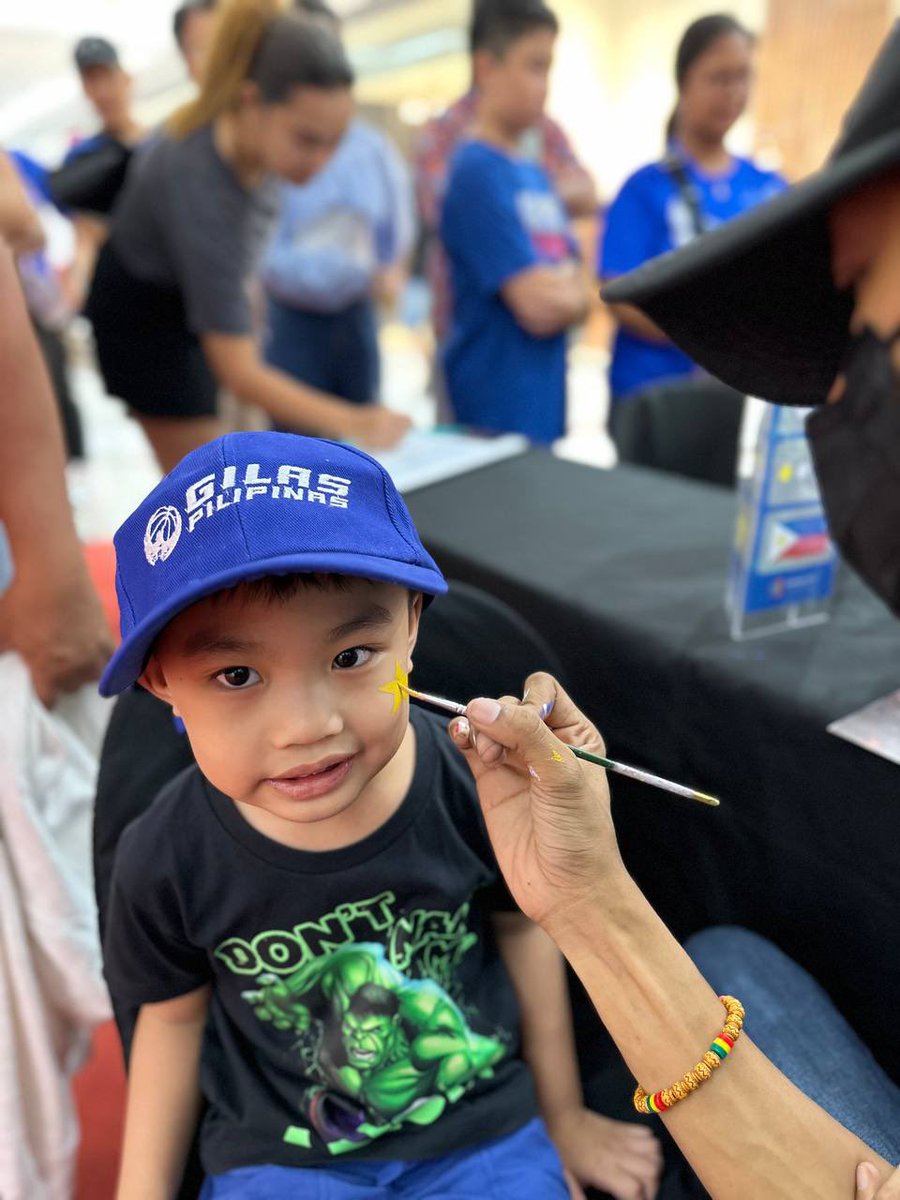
[633,995,745,1115]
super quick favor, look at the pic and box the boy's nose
[269,685,344,748]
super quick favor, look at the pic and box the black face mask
[806,327,900,614]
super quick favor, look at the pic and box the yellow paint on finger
[550,749,564,762]
[379,660,409,715]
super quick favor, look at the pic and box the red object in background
[76,543,124,1196]
[73,1022,126,1198]
[83,541,120,640]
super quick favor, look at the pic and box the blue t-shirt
[441,140,576,444]
[601,155,786,402]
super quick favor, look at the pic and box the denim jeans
[265,296,379,408]
[687,926,900,1163]
[199,1117,567,1199]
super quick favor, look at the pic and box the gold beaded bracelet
[633,995,745,1115]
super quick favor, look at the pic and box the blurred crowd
[1,0,784,472]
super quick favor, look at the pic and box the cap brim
[602,130,900,405]
[99,552,448,697]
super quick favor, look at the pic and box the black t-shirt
[104,708,537,1174]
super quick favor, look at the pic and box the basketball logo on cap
[144,505,183,565]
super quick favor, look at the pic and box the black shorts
[86,239,218,419]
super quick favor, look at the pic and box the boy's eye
[215,666,261,689]
[333,647,373,670]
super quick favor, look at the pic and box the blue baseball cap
[99,432,447,696]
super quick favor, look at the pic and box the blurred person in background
[70,36,143,156]
[441,0,589,443]
[62,37,146,312]
[414,0,595,369]
[260,0,416,413]
[600,13,784,455]
[174,0,220,86]
[84,0,409,474]
[0,244,111,706]
[1,149,84,459]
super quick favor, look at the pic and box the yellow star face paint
[378,660,409,715]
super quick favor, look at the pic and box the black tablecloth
[408,451,900,1083]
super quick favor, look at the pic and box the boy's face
[140,579,422,846]
[476,28,556,133]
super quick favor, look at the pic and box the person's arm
[493,910,662,1200]
[502,262,589,338]
[64,213,106,312]
[604,300,669,344]
[202,332,409,449]
[0,150,45,255]
[541,117,598,220]
[554,167,598,220]
[600,174,672,345]
[116,985,210,1200]
[0,246,112,705]
[454,677,894,1200]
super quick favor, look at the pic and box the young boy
[440,0,589,445]
[101,431,660,1198]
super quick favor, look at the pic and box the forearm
[555,170,598,219]
[494,914,583,1122]
[69,215,106,302]
[0,248,81,581]
[0,153,45,254]
[117,997,208,1200]
[607,299,669,344]
[506,266,589,338]
[548,870,892,1199]
[220,354,356,438]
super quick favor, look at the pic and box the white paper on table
[827,689,900,765]
[368,429,529,494]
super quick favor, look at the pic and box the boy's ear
[471,47,497,91]
[406,593,424,672]
[138,655,181,716]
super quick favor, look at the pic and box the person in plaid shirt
[413,4,595,347]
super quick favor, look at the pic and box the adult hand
[449,671,624,928]
[0,558,113,707]
[857,1163,900,1198]
[550,1107,662,1200]
[349,404,411,450]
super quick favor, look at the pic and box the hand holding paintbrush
[402,678,719,808]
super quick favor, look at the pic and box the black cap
[74,36,120,72]
[602,22,900,406]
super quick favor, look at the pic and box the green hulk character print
[241,943,506,1146]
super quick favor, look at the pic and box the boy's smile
[140,577,422,851]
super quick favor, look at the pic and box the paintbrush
[403,685,720,807]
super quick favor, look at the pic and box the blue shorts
[200,1117,567,1198]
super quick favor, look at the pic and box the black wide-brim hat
[602,23,900,406]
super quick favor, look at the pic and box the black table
[407,451,900,1083]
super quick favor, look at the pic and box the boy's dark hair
[218,573,415,605]
[469,0,558,58]
[173,0,217,50]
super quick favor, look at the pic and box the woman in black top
[87,0,410,471]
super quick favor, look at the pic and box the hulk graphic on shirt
[241,942,505,1145]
